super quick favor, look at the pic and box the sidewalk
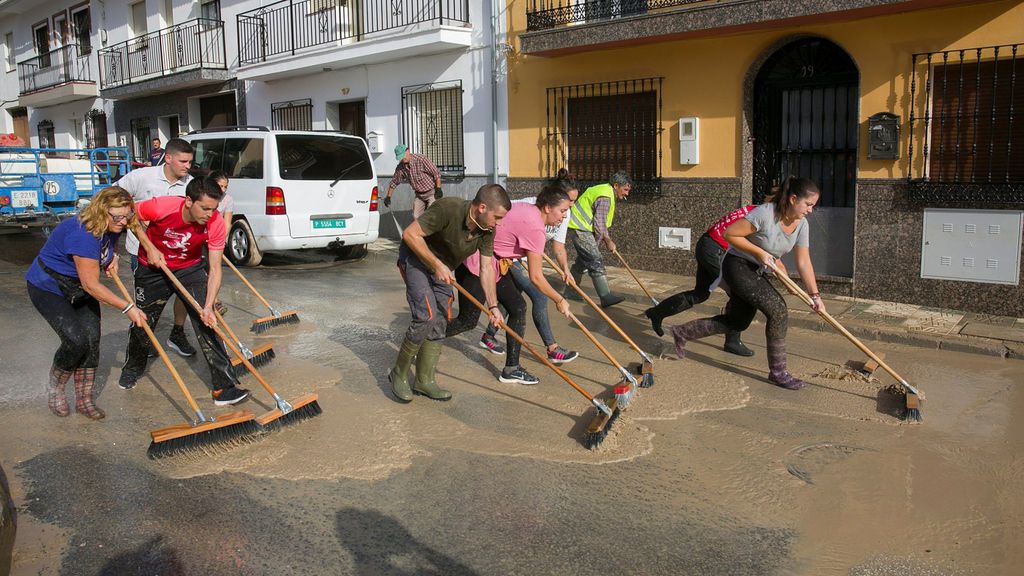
[598,264,1024,360]
[367,238,1024,359]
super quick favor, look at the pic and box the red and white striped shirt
[707,205,757,250]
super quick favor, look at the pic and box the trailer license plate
[11,191,37,209]
[312,219,347,229]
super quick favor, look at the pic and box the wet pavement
[0,235,1022,575]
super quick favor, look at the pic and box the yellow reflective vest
[567,183,615,232]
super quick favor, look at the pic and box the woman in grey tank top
[668,177,824,390]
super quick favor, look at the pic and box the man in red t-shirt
[118,178,249,405]
[644,204,764,357]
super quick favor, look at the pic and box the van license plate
[312,219,347,229]
[12,191,37,209]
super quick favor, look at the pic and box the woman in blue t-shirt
[26,186,161,419]
[669,177,825,390]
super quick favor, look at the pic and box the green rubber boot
[388,337,419,403]
[593,274,624,308]
[413,340,451,401]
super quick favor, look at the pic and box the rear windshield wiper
[330,159,367,187]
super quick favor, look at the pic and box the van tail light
[266,186,286,215]
[370,186,379,212]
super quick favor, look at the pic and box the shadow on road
[0,463,14,576]
[97,535,185,576]
[335,507,477,576]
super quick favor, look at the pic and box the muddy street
[0,238,1022,575]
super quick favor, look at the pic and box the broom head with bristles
[635,359,655,388]
[614,382,634,409]
[903,392,922,422]
[148,410,259,459]
[255,392,322,430]
[231,343,277,376]
[584,398,621,449]
[250,311,300,333]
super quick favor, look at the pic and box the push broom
[453,280,620,449]
[221,255,299,333]
[769,262,924,421]
[611,248,660,306]
[112,274,259,459]
[564,308,639,409]
[158,263,322,431]
[213,308,276,377]
[543,254,656,387]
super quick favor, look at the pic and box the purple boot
[767,339,806,390]
[669,318,727,359]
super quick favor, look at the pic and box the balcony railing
[526,0,708,31]
[237,0,470,66]
[97,18,226,90]
[18,44,93,95]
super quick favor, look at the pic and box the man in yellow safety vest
[564,171,632,308]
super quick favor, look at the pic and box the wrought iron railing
[545,78,663,196]
[527,0,706,31]
[401,80,465,176]
[237,0,471,66]
[18,44,93,95]
[97,19,226,90]
[908,43,1024,203]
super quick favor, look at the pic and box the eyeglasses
[108,211,134,222]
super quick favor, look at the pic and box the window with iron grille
[37,120,55,149]
[545,77,663,195]
[908,44,1024,203]
[85,109,107,149]
[271,99,313,131]
[401,80,465,176]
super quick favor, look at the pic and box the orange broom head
[250,311,300,333]
[148,410,259,459]
[255,392,321,428]
[230,343,276,374]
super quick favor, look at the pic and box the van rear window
[276,135,373,181]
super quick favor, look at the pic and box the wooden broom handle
[156,263,280,398]
[451,280,596,402]
[769,262,918,394]
[111,273,203,415]
[221,254,275,311]
[612,248,657,302]
[541,253,646,357]
[566,309,628,372]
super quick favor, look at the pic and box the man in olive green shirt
[388,184,511,403]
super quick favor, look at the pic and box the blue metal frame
[0,147,133,227]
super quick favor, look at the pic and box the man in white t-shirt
[115,137,196,357]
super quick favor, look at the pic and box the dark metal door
[754,38,859,278]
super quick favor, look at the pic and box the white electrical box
[921,208,1023,285]
[659,227,691,250]
[366,130,384,154]
[678,117,699,165]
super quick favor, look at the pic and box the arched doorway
[753,38,859,278]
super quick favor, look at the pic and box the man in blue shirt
[147,138,164,166]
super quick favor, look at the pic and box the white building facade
[2,0,510,226]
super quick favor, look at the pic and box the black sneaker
[118,369,139,390]
[166,326,196,357]
[499,366,539,385]
[212,386,250,406]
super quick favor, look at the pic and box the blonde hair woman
[26,186,163,419]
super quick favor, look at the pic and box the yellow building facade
[506,0,1024,315]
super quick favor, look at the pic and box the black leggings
[446,264,527,368]
[714,254,788,342]
[28,283,101,370]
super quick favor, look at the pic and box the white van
[185,127,380,265]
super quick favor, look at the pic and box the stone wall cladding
[855,180,1024,316]
[521,0,914,54]
[506,177,743,276]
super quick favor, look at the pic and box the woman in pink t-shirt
[446,187,573,385]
